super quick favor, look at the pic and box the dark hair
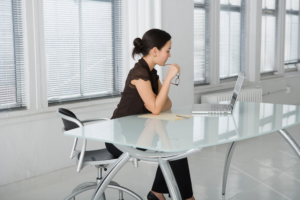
[132,29,171,59]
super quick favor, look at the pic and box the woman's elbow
[166,98,172,110]
[145,104,160,115]
[152,106,162,115]
[152,110,160,115]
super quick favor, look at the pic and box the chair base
[64,180,141,200]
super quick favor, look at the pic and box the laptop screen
[230,72,245,109]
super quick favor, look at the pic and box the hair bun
[133,37,143,49]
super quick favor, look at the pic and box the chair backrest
[57,108,113,172]
[58,108,82,131]
[57,108,87,172]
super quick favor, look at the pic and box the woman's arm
[132,64,179,115]
[133,76,172,115]
[158,79,172,112]
[161,98,172,112]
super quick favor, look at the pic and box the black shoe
[147,191,159,200]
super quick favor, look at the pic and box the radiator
[201,88,262,103]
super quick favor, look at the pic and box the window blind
[44,0,122,104]
[284,0,300,68]
[261,0,278,73]
[0,0,26,111]
[194,0,209,84]
[219,0,245,79]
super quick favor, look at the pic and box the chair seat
[78,148,117,162]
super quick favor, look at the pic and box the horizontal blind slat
[220,0,244,79]
[194,0,209,83]
[261,0,278,73]
[284,0,299,67]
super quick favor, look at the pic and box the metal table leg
[158,158,182,200]
[278,129,300,159]
[222,129,300,196]
[222,141,237,195]
[112,145,202,200]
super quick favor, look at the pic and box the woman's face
[155,40,171,66]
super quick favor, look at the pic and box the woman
[105,29,195,200]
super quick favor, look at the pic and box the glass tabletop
[64,102,300,152]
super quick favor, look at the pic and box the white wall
[260,74,300,105]
[161,0,195,107]
[0,102,118,187]
[194,73,300,106]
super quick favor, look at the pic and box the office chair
[57,108,142,200]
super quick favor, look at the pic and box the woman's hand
[166,64,180,80]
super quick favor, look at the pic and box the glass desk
[64,102,300,200]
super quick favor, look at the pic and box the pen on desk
[176,115,189,119]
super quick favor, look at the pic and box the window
[219,0,245,80]
[261,0,278,73]
[0,0,26,111]
[44,0,122,104]
[194,0,209,84]
[284,0,300,69]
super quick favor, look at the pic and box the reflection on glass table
[65,102,300,152]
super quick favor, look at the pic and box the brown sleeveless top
[111,58,159,119]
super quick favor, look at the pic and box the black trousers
[105,143,193,199]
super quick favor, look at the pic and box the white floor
[2,125,300,200]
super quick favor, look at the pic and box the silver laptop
[192,72,245,114]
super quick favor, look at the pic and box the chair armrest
[81,118,110,124]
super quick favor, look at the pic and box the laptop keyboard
[211,104,231,111]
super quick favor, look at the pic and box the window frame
[219,1,245,81]
[260,0,279,74]
[0,0,125,117]
[0,0,160,119]
[42,0,123,105]
[259,0,290,77]
[284,0,300,71]
[194,0,293,93]
[0,0,27,111]
[194,0,221,86]
[194,0,248,87]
